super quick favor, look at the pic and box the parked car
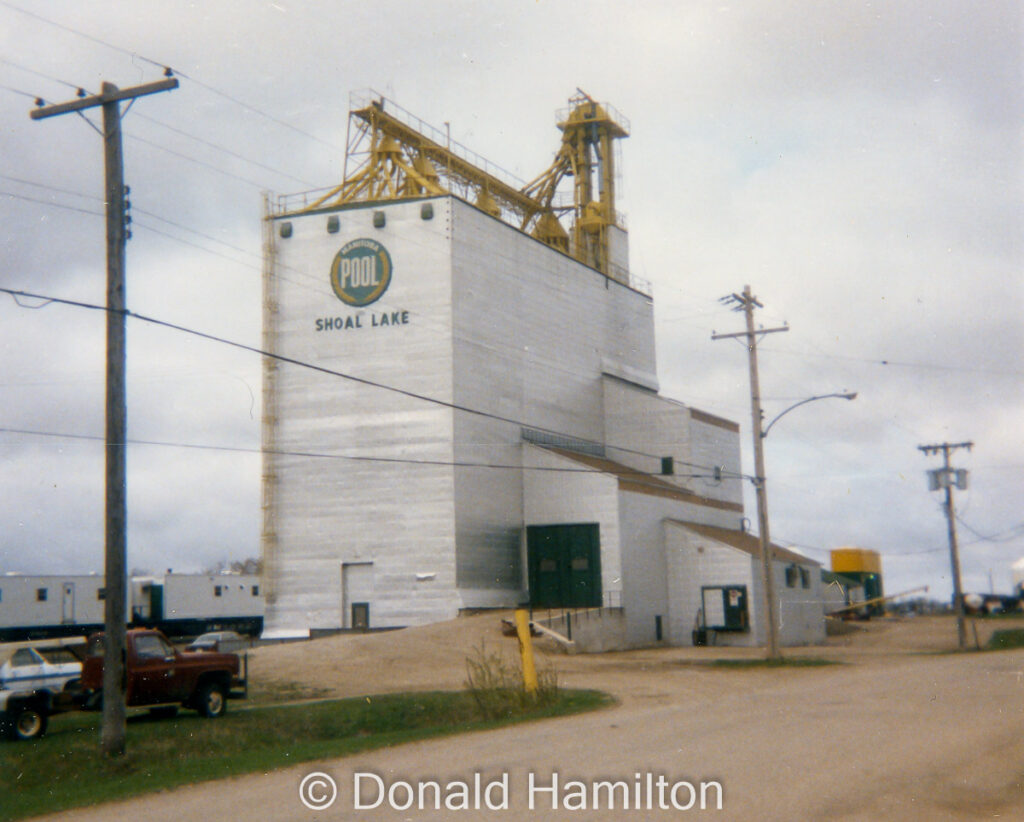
[0,638,85,741]
[186,630,248,654]
[1,688,51,740]
[0,638,83,695]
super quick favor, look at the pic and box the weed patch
[464,643,559,719]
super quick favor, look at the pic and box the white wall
[664,524,825,647]
[664,523,756,647]
[619,491,743,647]
[448,202,655,606]
[263,198,460,634]
[450,200,656,445]
[448,201,657,607]
[774,560,827,645]
[522,445,622,606]
[688,412,744,508]
[602,377,689,483]
[262,195,750,638]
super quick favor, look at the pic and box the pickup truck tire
[6,704,48,741]
[195,681,227,718]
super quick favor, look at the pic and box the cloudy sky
[1,1,1020,602]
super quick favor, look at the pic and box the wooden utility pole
[713,286,788,660]
[31,77,178,756]
[919,441,973,650]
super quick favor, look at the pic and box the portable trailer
[0,575,109,641]
[1,573,263,641]
[131,573,264,638]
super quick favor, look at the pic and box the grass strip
[986,628,1024,651]
[1,689,611,821]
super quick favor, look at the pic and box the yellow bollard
[514,608,539,694]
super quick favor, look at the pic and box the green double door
[527,523,602,609]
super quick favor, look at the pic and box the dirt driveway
[34,615,1024,821]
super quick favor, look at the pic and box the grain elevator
[260,91,823,648]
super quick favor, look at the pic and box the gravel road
[32,615,1024,821]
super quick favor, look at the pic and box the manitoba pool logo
[330,238,392,307]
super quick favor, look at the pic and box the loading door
[701,585,749,632]
[61,582,75,624]
[341,562,374,629]
[527,523,601,609]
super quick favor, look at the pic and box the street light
[751,390,857,660]
[762,392,858,439]
[712,288,860,661]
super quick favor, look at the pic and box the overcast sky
[0,1,1020,603]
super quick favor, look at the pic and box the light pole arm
[761,392,857,439]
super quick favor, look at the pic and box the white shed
[664,521,826,647]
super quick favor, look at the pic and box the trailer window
[251,585,259,596]
[214,585,222,597]
[800,567,811,589]
[37,588,48,601]
[97,588,106,600]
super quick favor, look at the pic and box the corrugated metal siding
[451,412,523,598]
[774,559,827,645]
[602,377,692,488]
[449,201,656,605]
[263,199,460,633]
[665,522,825,647]
[522,445,623,608]
[620,493,740,646]
[450,200,655,443]
[687,415,744,507]
[262,195,755,638]
[664,523,758,647]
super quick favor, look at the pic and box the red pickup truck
[82,628,245,718]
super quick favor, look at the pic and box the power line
[0,284,726,474]
[0,173,103,202]
[0,424,719,485]
[0,82,41,100]
[0,0,342,153]
[0,55,82,94]
[131,220,255,268]
[1,173,265,267]
[761,344,1024,378]
[0,175,466,333]
[956,516,1024,544]
[2,54,316,190]
[1,188,104,217]
[0,1,151,67]
[127,134,268,190]
[131,111,319,189]
[167,71,342,153]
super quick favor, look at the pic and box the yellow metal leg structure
[514,608,539,694]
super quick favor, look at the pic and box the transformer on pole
[919,441,973,650]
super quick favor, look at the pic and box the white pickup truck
[0,638,84,740]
